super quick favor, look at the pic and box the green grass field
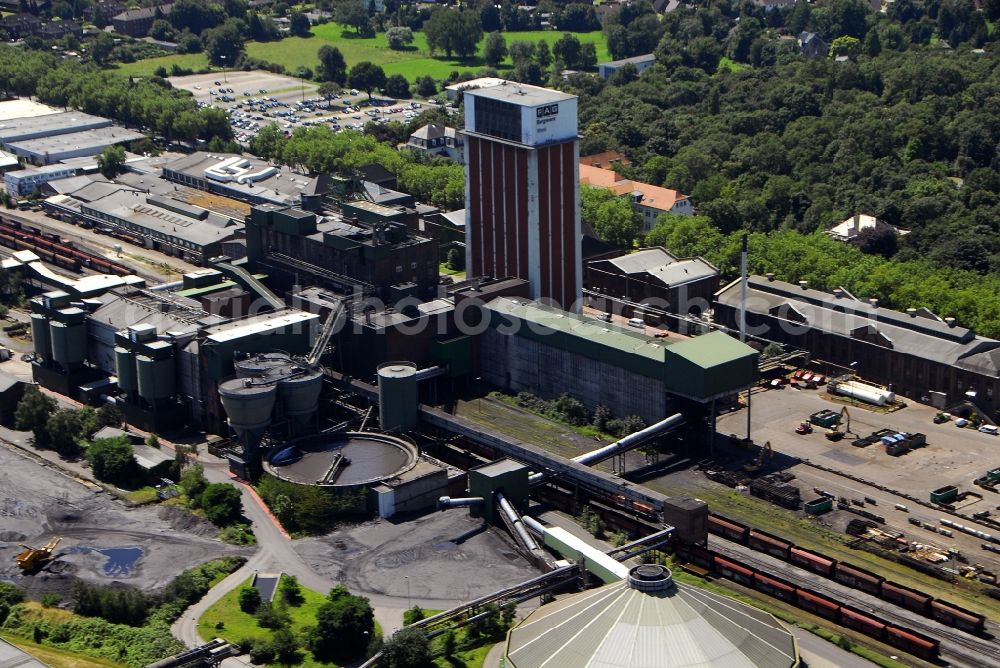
[197,577,382,668]
[116,24,608,82]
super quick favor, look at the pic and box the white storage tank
[136,355,175,400]
[834,380,895,406]
[49,320,86,366]
[115,347,138,393]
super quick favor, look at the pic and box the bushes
[510,391,647,438]
[238,586,261,614]
[307,586,375,663]
[256,474,368,535]
[200,482,243,525]
[87,435,137,484]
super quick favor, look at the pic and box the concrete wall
[480,327,670,423]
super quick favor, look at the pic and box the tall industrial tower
[462,82,582,311]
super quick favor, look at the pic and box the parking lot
[168,71,445,144]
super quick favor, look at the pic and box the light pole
[404,576,411,609]
[220,55,227,83]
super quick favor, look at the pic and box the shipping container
[790,547,836,576]
[881,581,932,614]
[834,563,884,596]
[749,530,792,559]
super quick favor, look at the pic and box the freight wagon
[834,563,885,596]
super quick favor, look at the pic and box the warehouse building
[6,126,146,165]
[44,184,242,265]
[480,296,757,426]
[715,274,1000,413]
[162,152,324,209]
[586,246,718,331]
[0,111,111,145]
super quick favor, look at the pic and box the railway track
[711,539,1000,667]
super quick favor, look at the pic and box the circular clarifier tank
[264,431,418,488]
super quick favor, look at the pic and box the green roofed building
[481,297,756,426]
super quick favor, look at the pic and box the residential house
[827,213,908,244]
[36,20,83,41]
[586,247,718,331]
[84,0,126,23]
[798,31,829,58]
[753,0,797,9]
[580,163,693,232]
[112,4,173,37]
[580,151,631,170]
[405,124,464,162]
[0,13,41,39]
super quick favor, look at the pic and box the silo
[377,362,418,432]
[277,367,323,434]
[235,353,288,378]
[219,377,278,475]
[49,321,86,367]
[30,314,50,361]
[115,346,138,393]
[136,355,175,400]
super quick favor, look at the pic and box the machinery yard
[0,445,247,600]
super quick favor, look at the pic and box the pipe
[529,413,685,485]
[522,515,546,538]
[496,491,540,553]
[415,365,447,382]
[148,280,184,291]
[437,496,484,511]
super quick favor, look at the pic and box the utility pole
[740,234,752,442]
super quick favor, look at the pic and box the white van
[979,425,998,435]
[627,318,644,328]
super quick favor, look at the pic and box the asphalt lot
[168,71,450,143]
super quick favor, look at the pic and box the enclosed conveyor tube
[496,491,541,553]
[437,496,485,510]
[415,365,447,382]
[528,413,685,484]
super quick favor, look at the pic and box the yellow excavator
[16,537,61,572]
[825,407,851,441]
[743,441,772,474]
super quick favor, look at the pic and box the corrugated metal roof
[666,331,757,370]
[507,576,796,668]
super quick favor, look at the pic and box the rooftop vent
[765,272,775,281]
[869,298,878,308]
[833,288,844,298]
[945,317,956,328]
[628,564,675,594]
[798,280,809,290]
[907,308,917,318]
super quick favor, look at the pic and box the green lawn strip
[121,25,607,81]
[663,484,1000,620]
[1,634,124,668]
[438,262,465,278]
[196,577,381,668]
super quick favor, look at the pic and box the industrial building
[44,182,243,265]
[162,152,325,209]
[586,246,718,331]
[505,564,798,668]
[714,274,1000,413]
[6,126,146,165]
[480,296,757,425]
[4,164,78,196]
[597,53,657,79]
[0,111,111,145]
[244,204,438,302]
[463,82,582,311]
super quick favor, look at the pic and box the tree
[87,436,136,484]
[830,35,862,59]
[552,33,582,70]
[424,8,482,59]
[149,19,177,42]
[201,20,244,66]
[536,40,552,70]
[335,0,369,34]
[90,31,115,66]
[415,75,436,98]
[317,81,342,110]
[446,248,464,271]
[289,10,310,37]
[308,586,375,662]
[46,408,83,456]
[385,26,413,50]
[97,145,126,178]
[278,574,304,605]
[380,627,432,668]
[317,45,347,85]
[169,0,225,35]
[508,40,535,67]
[15,386,57,447]
[92,5,109,29]
[201,483,243,525]
[581,186,639,249]
[271,627,300,664]
[402,605,425,625]
[385,74,410,99]
[482,32,507,68]
[238,586,261,613]
[96,403,123,429]
[348,61,387,101]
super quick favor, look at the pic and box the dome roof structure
[506,565,798,668]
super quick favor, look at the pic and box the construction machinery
[16,537,61,572]
[743,441,773,474]
[825,407,851,441]
[795,421,813,435]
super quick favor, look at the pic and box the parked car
[627,318,644,328]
